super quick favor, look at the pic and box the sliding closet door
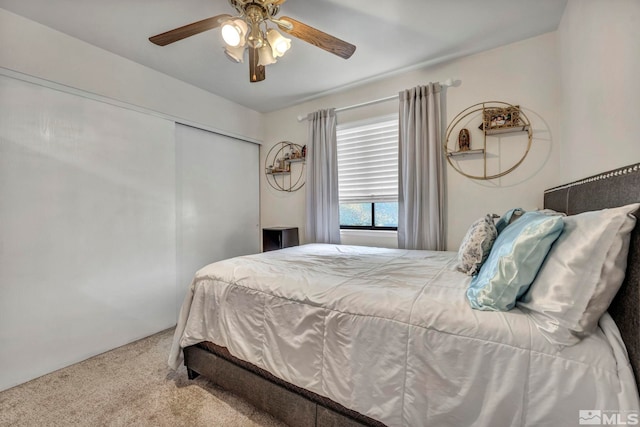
[0,76,176,391]
[175,124,259,311]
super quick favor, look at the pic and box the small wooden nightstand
[262,227,299,252]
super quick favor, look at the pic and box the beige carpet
[0,329,286,427]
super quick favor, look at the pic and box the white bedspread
[169,244,639,426]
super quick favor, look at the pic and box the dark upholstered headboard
[544,163,640,385]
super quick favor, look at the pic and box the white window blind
[336,115,398,203]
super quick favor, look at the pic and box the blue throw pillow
[466,211,564,311]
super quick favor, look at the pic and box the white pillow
[457,214,498,276]
[518,203,639,346]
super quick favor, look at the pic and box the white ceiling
[0,0,567,113]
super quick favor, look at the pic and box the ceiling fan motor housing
[229,0,280,21]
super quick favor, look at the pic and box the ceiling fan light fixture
[246,23,264,49]
[266,29,291,58]
[221,19,247,47]
[148,1,357,83]
[258,44,277,66]
[224,45,246,63]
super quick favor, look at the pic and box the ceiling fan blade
[249,47,266,82]
[277,16,356,59]
[149,14,232,46]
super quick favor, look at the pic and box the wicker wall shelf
[444,101,532,180]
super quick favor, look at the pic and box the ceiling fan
[149,0,356,83]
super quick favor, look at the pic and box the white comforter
[169,244,639,426]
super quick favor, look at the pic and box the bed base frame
[184,162,640,426]
[184,343,384,427]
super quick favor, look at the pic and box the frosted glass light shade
[224,45,246,63]
[221,19,248,47]
[258,45,277,66]
[266,29,291,58]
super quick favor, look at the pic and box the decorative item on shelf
[444,101,533,180]
[458,128,471,151]
[479,105,528,134]
[265,141,305,192]
[290,145,305,160]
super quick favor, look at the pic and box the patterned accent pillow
[457,214,498,276]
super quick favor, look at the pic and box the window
[337,115,398,230]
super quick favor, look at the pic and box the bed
[169,163,640,427]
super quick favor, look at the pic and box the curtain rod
[296,78,455,122]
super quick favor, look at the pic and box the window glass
[374,202,398,227]
[339,203,372,227]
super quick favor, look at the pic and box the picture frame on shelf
[480,105,525,133]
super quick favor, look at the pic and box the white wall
[262,32,562,250]
[0,10,263,391]
[0,8,263,142]
[557,0,640,182]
